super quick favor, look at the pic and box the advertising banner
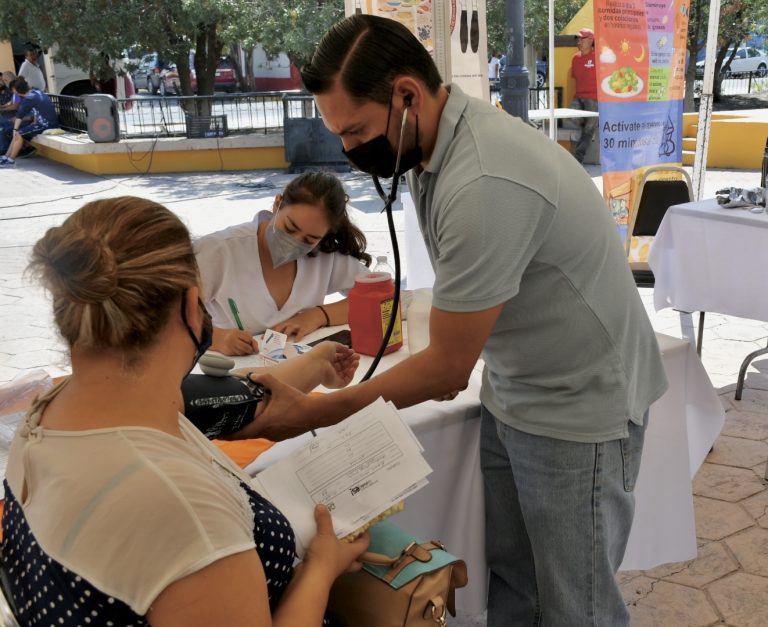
[593,0,690,244]
[344,0,487,100]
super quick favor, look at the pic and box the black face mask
[343,96,422,178]
[180,294,213,373]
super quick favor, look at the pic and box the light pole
[500,0,529,122]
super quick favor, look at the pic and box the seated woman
[195,171,371,355]
[3,196,368,626]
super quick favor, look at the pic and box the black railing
[48,94,87,133]
[116,92,295,139]
[48,91,299,140]
[528,87,563,110]
[693,69,768,97]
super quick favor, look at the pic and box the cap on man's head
[577,28,595,39]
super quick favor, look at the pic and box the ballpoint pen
[228,298,244,330]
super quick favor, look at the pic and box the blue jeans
[480,405,647,626]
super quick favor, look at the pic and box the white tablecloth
[648,198,768,320]
[243,327,723,613]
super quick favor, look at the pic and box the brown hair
[283,172,371,266]
[29,196,199,353]
[301,14,442,105]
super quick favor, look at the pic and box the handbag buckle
[430,602,447,625]
[400,541,417,557]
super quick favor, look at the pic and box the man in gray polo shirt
[243,15,668,626]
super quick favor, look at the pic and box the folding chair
[624,164,694,287]
[624,166,706,351]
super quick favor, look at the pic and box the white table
[648,198,768,397]
[243,326,723,613]
[527,107,599,122]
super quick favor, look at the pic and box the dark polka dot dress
[2,478,334,625]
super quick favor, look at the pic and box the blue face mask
[265,210,316,268]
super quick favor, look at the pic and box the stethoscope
[359,105,411,382]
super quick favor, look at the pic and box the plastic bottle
[406,288,432,355]
[371,255,395,278]
[348,273,403,356]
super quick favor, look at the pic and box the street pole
[501,0,529,122]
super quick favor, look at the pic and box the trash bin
[282,94,348,173]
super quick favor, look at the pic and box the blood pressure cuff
[181,374,259,440]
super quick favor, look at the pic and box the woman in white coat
[195,172,371,355]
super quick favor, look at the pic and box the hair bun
[46,230,119,304]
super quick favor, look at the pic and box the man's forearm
[314,346,471,426]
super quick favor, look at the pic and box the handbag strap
[358,539,443,567]
[359,540,451,584]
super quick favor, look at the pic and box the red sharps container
[348,272,403,356]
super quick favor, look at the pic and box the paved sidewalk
[1,158,767,625]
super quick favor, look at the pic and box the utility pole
[501,0,529,121]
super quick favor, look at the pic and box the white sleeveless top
[3,382,280,615]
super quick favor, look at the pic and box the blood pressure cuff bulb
[181,374,263,439]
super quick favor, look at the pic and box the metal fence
[49,91,300,139]
[694,70,768,97]
[48,95,88,133]
[528,87,563,110]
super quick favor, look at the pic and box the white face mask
[265,209,315,268]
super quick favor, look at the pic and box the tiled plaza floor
[1,156,766,626]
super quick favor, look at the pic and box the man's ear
[393,77,422,112]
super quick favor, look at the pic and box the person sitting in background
[3,195,368,626]
[195,171,371,355]
[0,72,20,117]
[18,46,45,91]
[0,72,13,106]
[569,27,598,164]
[0,77,58,166]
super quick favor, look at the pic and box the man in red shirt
[570,27,598,164]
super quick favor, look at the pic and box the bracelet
[316,305,330,327]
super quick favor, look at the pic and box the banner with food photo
[594,0,690,245]
[344,0,488,100]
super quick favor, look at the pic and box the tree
[232,1,345,74]
[0,0,263,98]
[486,0,583,59]
[686,0,767,106]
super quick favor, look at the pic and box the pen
[228,298,244,331]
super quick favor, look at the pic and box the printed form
[252,397,432,556]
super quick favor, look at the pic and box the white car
[697,46,768,77]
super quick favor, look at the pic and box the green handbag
[327,521,468,626]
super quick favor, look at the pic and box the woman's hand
[310,341,359,389]
[273,308,327,341]
[212,327,259,356]
[302,504,370,582]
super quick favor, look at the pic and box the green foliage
[238,1,345,69]
[486,0,583,55]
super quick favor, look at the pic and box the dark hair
[12,77,29,94]
[282,172,371,266]
[301,14,442,104]
[29,196,200,353]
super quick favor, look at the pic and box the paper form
[252,397,432,556]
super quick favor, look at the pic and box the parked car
[132,53,167,94]
[161,58,237,95]
[696,46,768,77]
